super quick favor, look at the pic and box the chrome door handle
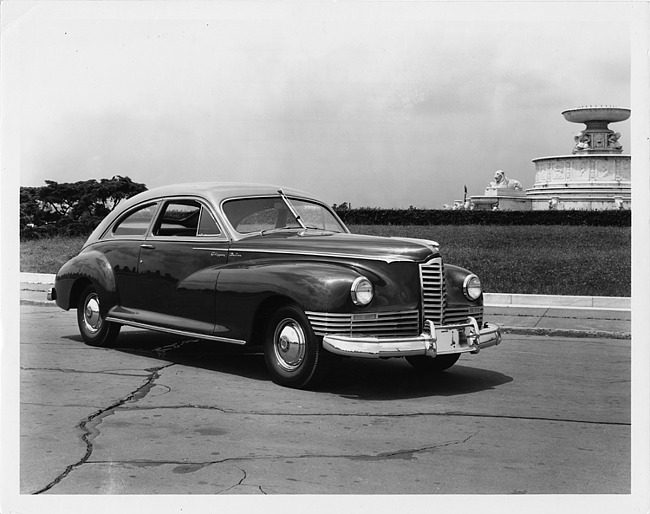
[140,244,156,249]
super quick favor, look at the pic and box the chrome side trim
[227,247,419,264]
[105,317,247,345]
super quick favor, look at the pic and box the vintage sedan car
[49,183,501,388]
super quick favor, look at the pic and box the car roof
[84,182,327,246]
[128,182,321,205]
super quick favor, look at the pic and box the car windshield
[222,196,346,235]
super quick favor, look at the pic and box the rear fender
[54,250,117,312]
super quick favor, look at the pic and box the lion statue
[490,170,523,191]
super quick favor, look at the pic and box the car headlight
[463,274,482,301]
[351,276,374,306]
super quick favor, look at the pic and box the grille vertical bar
[420,257,445,325]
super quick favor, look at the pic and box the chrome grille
[420,257,445,324]
[306,310,420,338]
[444,304,484,327]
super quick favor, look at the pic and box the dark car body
[50,183,500,388]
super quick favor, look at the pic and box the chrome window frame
[196,205,222,237]
[104,201,162,240]
[147,196,229,242]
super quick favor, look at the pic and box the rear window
[112,204,158,237]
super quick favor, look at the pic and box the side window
[112,203,158,237]
[197,207,221,236]
[154,201,201,237]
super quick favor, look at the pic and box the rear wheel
[406,353,460,372]
[77,284,121,346]
[263,305,326,389]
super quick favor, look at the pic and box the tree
[20,176,147,239]
[38,176,147,220]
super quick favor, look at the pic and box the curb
[500,326,630,340]
[484,292,630,310]
[21,299,57,307]
[21,272,56,284]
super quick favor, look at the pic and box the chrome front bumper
[322,317,501,358]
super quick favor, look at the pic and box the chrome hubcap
[83,294,103,334]
[273,319,306,372]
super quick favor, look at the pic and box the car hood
[231,231,439,263]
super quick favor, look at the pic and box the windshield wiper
[260,225,302,236]
[278,189,307,230]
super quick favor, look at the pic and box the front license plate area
[436,327,470,354]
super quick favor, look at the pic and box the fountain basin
[562,107,630,124]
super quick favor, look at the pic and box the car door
[135,197,229,335]
[97,201,161,318]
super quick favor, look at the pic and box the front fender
[54,250,117,311]
[216,261,360,312]
[215,259,420,342]
[445,264,483,306]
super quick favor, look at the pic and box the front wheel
[406,353,460,372]
[263,305,327,389]
[77,284,121,347]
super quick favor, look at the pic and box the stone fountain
[525,106,631,210]
[467,106,631,211]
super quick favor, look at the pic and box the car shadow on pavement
[64,330,272,382]
[64,329,513,400]
[321,357,513,400]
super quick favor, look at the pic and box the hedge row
[334,208,631,226]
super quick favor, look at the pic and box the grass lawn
[20,225,631,297]
[351,225,630,297]
[20,236,88,277]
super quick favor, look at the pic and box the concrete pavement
[17,303,632,497]
[19,273,631,339]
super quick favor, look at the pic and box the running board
[105,317,247,345]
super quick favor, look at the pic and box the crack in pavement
[216,468,248,494]
[21,366,152,377]
[153,339,200,357]
[350,430,479,461]
[85,430,480,475]
[115,404,631,427]
[32,363,175,494]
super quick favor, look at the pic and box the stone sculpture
[608,132,623,151]
[489,170,523,191]
[573,132,591,153]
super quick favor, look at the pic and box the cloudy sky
[3,1,634,208]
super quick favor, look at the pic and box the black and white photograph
[2,1,649,512]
